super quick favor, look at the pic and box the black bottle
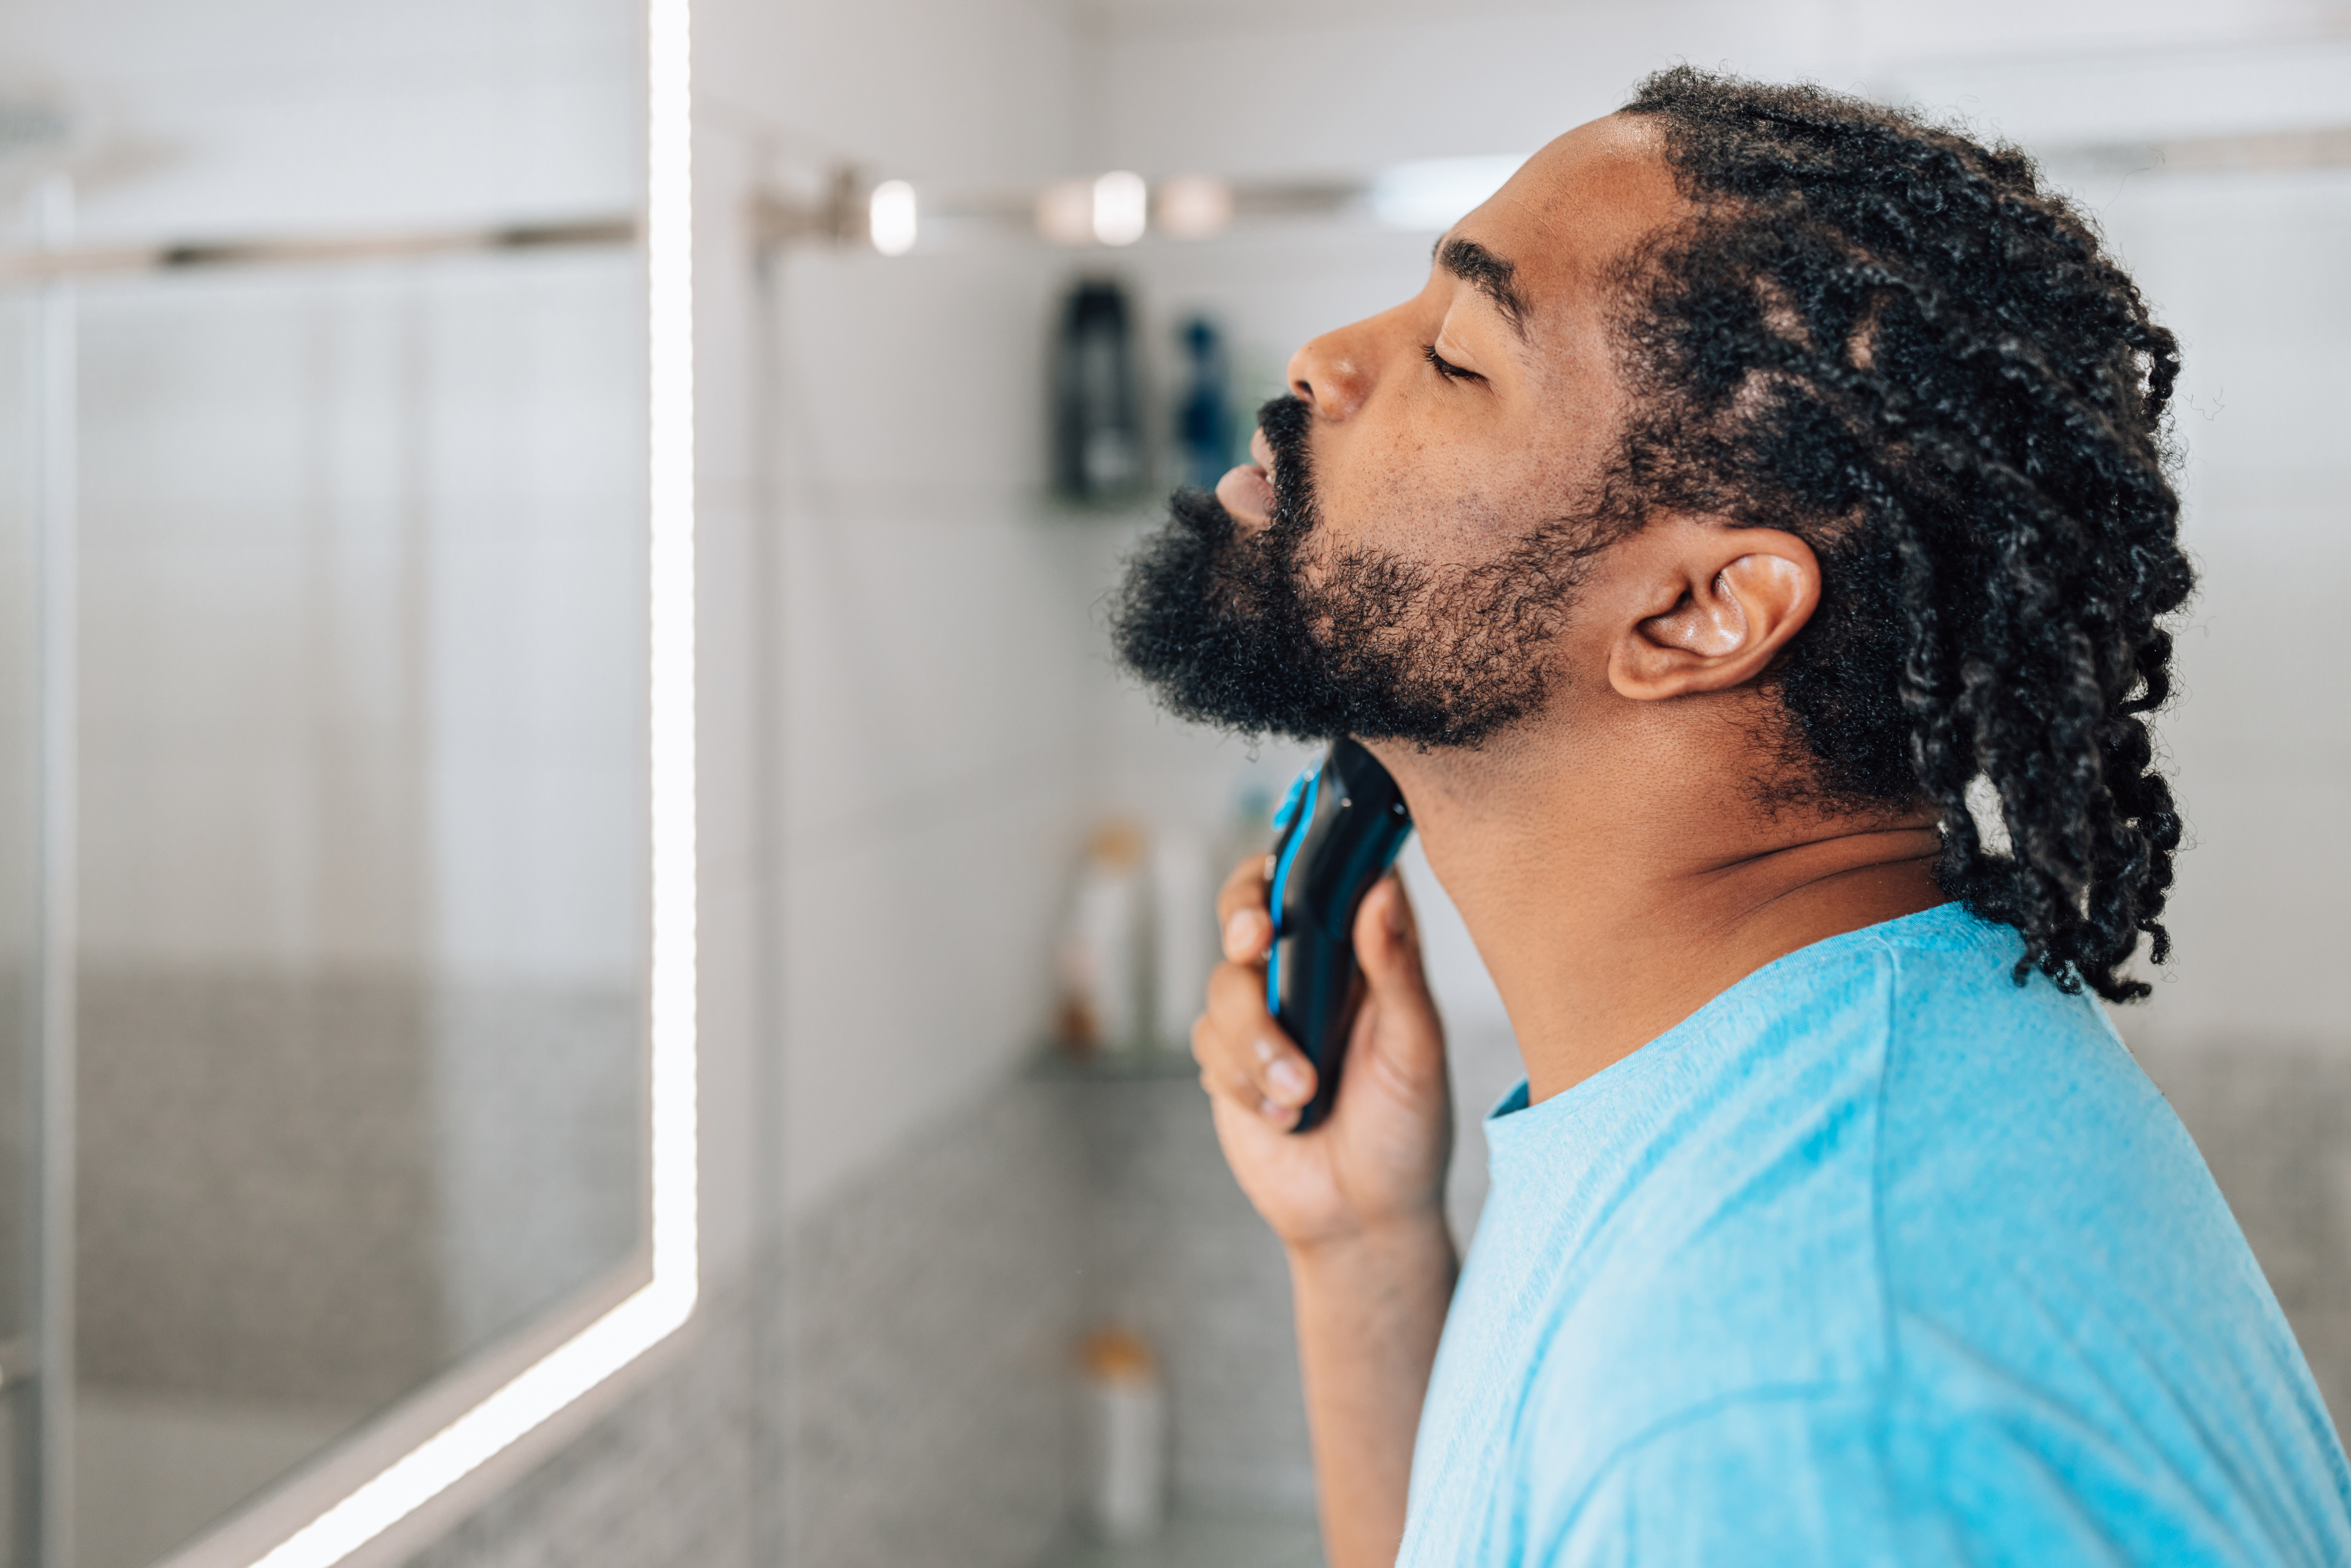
[1053,280,1143,504]
[1176,316,1235,491]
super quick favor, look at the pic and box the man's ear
[1607,520,1820,701]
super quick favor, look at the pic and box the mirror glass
[0,230,42,1568]
[1,1,650,1563]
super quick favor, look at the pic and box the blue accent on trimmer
[1271,763,1315,833]
[1265,766,1321,1016]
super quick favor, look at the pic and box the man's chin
[1108,488,1337,741]
[1110,481,1545,751]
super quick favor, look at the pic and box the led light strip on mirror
[236,1,702,1563]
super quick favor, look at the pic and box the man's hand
[1192,851,1459,1568]
[1193,853,1455,1251]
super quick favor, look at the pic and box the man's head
[1114,68,2190,1003]
[1114,114,1704,748]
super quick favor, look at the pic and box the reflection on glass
[0,269,41,1568]
[0,0,653,1557]
[66,253,648,1567]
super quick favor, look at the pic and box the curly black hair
[1611,67,2193,1003]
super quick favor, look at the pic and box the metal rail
[8,117,2343,284]
[0,214,637,284]
[2054,124,2351,175]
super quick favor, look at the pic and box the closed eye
[1425,344,1483,383]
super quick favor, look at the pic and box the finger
[1193,1016,1309,1131]
[1202,961,1318,1117]
[1352,874,1446,1069]
[1216,852,1274,964]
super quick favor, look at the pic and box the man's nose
[1285,326,1375,421]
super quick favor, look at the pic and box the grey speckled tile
[1075,1074,1318,1517]
[402,1076,1099,1568]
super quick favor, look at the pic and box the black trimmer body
[1265,737,1414,1133]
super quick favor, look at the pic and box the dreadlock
[1613,67,2192,1003]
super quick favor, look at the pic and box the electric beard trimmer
[1265,737,1415,1133]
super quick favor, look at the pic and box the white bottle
[1057,822,1147,1053]
[1080,1328,1166,1542]
[1150,828,1215,1052]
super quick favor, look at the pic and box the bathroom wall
[0,250,44,1362]
[689,0,1104,1554]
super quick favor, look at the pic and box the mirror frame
[147,1,701,1562]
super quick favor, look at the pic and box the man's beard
[1110,395,1603,749]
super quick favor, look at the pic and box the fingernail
[1225,909,1256,959]
[1258,1097,1290,1123]
[1267,1057,1308,1101]
[1253,1037,1277,1064]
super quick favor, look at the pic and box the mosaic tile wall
[2137,1042,2351,1429]
[78,967,446,1408]
[404,1077,1097,1568]
[1070,1071,1315,1517]
[76,969,641,1410]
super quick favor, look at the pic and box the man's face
[1114,116,1689,746]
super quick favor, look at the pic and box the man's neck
[1374,713,1944,1104]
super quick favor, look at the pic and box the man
[1112,68,2351,1567]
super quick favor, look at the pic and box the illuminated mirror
[0,0,694,1563]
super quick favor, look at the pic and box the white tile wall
[690,12,1097,1212]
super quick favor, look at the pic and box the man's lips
[1215,461,1275,528]
[1213,426,1281,530]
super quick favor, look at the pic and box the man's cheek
[1313,460,1421,546]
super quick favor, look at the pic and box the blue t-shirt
[1402,903,2351,1566]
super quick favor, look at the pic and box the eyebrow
[1435,235,1530,337]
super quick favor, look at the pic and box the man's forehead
[1445,115,1685,324]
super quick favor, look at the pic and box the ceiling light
[1092,170,1147,246]
[868,179,917,256]
[1154,175,1232,240]
[1037,178,1094,244]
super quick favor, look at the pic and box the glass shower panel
[0,277,45,1568]
[68,249,647,1568]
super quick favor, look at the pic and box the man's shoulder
[1496,904,2212,1505]
[1424,908,2350,1566]
[1858,907,2236,1308]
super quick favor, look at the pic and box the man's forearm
[1289,1217,1459,1567]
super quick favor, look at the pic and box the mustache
[1254,394,1317,540]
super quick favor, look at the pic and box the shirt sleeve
[1535,1393,1963,1568]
